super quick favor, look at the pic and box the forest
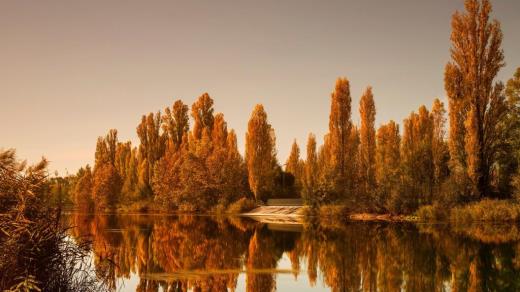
[44,0,520,219]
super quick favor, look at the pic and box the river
[64,212,520,291]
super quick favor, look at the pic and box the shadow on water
[64,213,520,291]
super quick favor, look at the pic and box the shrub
[0,149,108,291]
[416,204,449,221]
[450,199,520,223]
[226,198,257,214]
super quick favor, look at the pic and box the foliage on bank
[45,0,520,220]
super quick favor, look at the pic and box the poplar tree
[359,86,377,198]
[92,129,122,210]
[191,93,215,140]
[73,165,93,211]
[375,121,400,210]
[285,140,303,191]
[245,104,277,201]
[163,99,189,150]
[136,112,166,197]
[431,99,449,195]
[400,106,434,212]
[303,133,318,205]
[327,78,355,201]
[445,0,507,199]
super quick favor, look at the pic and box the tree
[326,77,356,202]
[73,165,94,211]
[245,104,278,201]
[359,86,377,199]
[212,113,228,150]
[94,129,118,167]
[92,163,121,210]
[400,106,434,213]
[285,140,303,194]
[303,134,318,205]
[136,112,166,197]
[191,93,215,140]
[502,68,520,197]
[430,99,449,195]
[375,121,400,212]
[121,147,138,199]
[445,0,507,199]
[92,129,123,210]
[163,99,189,150]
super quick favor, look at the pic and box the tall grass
[0,149,108,291]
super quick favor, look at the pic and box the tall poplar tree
[327,77,354,201]
[136,112,166,197]
[375,121,400,211]
[303,133,318,205]
[359,86,377,198]
[191,93,215,140]
[245,104,277,201]
[285,140,303,191]
[431,99,449,195]
[445,0,507,199]
[163,99,189,150]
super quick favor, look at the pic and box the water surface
[65,213,520,291]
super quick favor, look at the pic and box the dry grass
[0,149,108,291]
[450,199,520,223]
[226,198,258,214]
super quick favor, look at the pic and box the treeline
[60,0,520,215]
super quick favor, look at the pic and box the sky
[1,0,519,175]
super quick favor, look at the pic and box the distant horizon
[2,0,519,175]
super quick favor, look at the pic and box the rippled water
[64,213,520,291]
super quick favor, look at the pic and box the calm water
[64,213,520,291]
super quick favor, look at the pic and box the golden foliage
[245,104,278,201]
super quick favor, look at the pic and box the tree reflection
[68,214,520,291]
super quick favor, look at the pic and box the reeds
[0,149,108,291]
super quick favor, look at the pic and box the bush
[416,204,449,221]
[0,149,108,291]
[226,198,257,214]
[450,199,520,223]
[319,205,349,219]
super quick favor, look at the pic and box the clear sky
[1,0,519,175]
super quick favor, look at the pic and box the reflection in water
[66,213,520,291]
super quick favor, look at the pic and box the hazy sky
[1,0,519,175]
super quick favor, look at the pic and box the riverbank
[87,197,520,224]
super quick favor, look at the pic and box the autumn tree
[303,134,318,205]
[502,68,520,197]
[445,0,508,199]
[192,93,215,140]
[358,86,377,200]
[163,99,189,150]
[136,112,166,197]
[325,77,356,202]
[92,129,122,210]
[114,142,139,199]
[375,121,400,212]
[73,165,94,211]
[285,140,303,194]
[153,97,248,211]
[245,104,278,201]
[399,106,434,213]
[430,99,449,196]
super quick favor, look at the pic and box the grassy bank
[417,199,520,223]
[113,197,258,215]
